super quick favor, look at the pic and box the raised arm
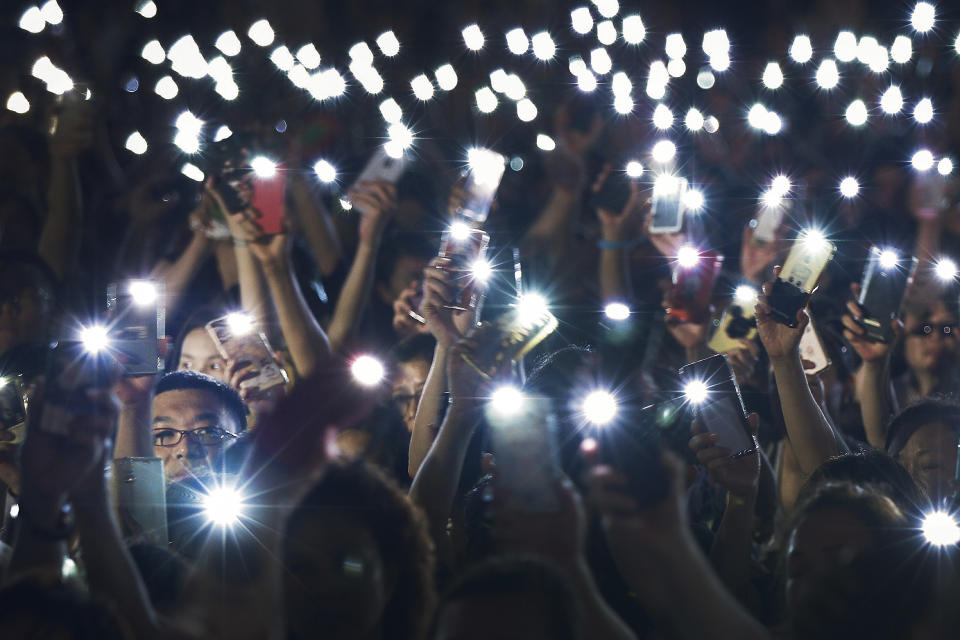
[326,181,396,352]
[150,195,215,318]
[756,273,841,475]
[287,173,343,277]
[39,100,94,280]
[594,172,647,303]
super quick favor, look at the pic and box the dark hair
[798,452,928,516]
[155,370,247,431]
[0,250,59,298]
[374,231,437,286]
[885,397,960,457]
[165,304,224,372]
[0,579,131,639]
[287,461,436,640]
[391,333,436,366]
[431,556,584,640]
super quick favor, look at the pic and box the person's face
[381,255,429,306]
[785,506,875,614]
[0,286,49,356]
[904,302,958,374]
[284,512,392,640]
[392,358,429,433]
[152,388,238,482]
[178,327,227,382]
[897,422,959,502]
[433,593,561,640]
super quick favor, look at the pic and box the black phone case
[857,256,918,343]
[767,279,810,328]
[590,175,632,214]
[678,354,755,457]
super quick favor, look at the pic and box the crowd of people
[2,0,960,638]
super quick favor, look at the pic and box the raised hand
[446,324,509,403]
[727,340,760,386]
[593,164,649,240]
[689,414,761,498]
[348,180,397,244]
[756,267,807,360]
[49,98,95,159]
[644,210,687,257]
[392,281,431,339]
[841,282,903,363]
[420,259,478,348]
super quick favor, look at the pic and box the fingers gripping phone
[487,397,560,512]
[107,280,164,377]
[767,232,835,327]
[438,227,490,311]
[0,374,27,445]
[856,247,918,343]
[208,132,287,234]
[650,175,688,234]
[206,314,287,398]
[679,354,755,457]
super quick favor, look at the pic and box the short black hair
[391,333,436,365]
[155,370,247,432]
[166,304,224,372]
[798,451,927,515]
[431,556,584,640]
[885,397,960,457]
[374,230,437,286]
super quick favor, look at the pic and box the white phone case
[650,176,688,234]
[800,318,830,375]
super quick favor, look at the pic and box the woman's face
[904,302,958,374]
[284,512,391,640]
[178,327,227,382]
[897,422,959,502]
[392,358,430,433]
[785,506,875,614]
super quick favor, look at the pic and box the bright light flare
[313,160,336,183]
[815,59,840,89]
[834,31,857,62]
[685,108,705,131]
[595,0,619,18]
[891,36,912,64]
[471,259,493,283]
[517,293,549,325]
[128,280,158,306]
[537,134,556,151]
[911,2,936,33]
[181,163,204,182]
[247,19,275,47]
[880,85,904,114]
[912,149,935,172]
[577,71,598,92]
[6,92,30,115]
[590,48,612,74]
[621,14,645,44]
[40,0,63,24]
[376,30,400,57]
[462,24,484,50]
[651,140,676,164]
[914,98,933,124]
[762,62,784,89]
[665,33,686,59]
[296,43,321,69]
[571,7,594,35]
[625,160,644,178]
[789,35,813,63]
[771,175,792,197]
[226,312,254,336]
[684,379,709,404]
[135,0,157,18]
[410,74,434,101]
[934,258,958,281]
[269,46,295,71]
[351,355,385,386]
[506,27,529,55]
[435,64,458,91]
[215,31,242,56]
[489,385,525,417]
[379,98,402,123]
[800,228,830,253]
[476,87,498,113]
[125,131,148,155]
[653,104,674,129]
[845,99,868,127]
[734,286,758,305]
[516,99,537,122]
[604,302,631,321]
[203,486,245,526]
[684,188,705,211]
[582,390,618,426]
[19,6,45,33]
[531,31,556,60]
[80,325,110,353]
[921,510,960,546]
[676,244,700,268]
[839,176,860,198]
[878,249,899,270]
[939,158,954,176]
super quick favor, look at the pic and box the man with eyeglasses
[116,369,247,483]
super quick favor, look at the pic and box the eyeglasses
[153,426,237,447]
[910,323,958,338]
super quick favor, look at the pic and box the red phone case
[666,251,723,324]
[250,167,286,235]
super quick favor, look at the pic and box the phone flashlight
[250,156,278,178]
[225,312,254,336]
[767,229,836,327]
[604,302,631,321]
[488,385,525,418]
[203,484,246,526]
[582,390,618,426]
[80,324,110,354]
[517,293,549,326]
[935,258,958,282]
[676,245,700,268]
[128,280,159,306]
[351,355,385,387]
[683,379,709,404]
[921,510,960,546]
[471,259,493,283]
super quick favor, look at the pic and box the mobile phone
[107,280,164,377]
[650,175,688,234]
[205,314,287,398]
[461,306,559,380]
[249,165,286,235]
[487,397,560,512]
[708,288,759,354]
[666,250,723,324]
[590,171,633,215]
[208,132,254,214]
[355,146,408,186]
[601,422,670,509]
[438,227,490,311]
[856,247,919,343]
[678,354,755,457]
[799,317,830,375]
[752,201,787,244]
[767,232,836,327]
[914,171,948,219]
[0,374,27,445]
[111,457,169,545]
[37,343,118,436]
[460,148,506,224]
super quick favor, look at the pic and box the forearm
[771,354,840,474]
[523,187,581,263]
[39,157,82,280]
[235,244,271,326]
[3,491,67,584]
[856,360,893,449]
[262,260,330,378]
[152,235,210,319]
[563,559,636,640]
[408,345,449,477]
[710,492,759,607]
[289,175,342,276]
[115,400,154,459]
[409,404,479,541]
[327,241,379,352]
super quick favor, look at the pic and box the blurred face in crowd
[904,301,958,375]
[152,388,238,482]
[178,327,227,382]
[0,268,52,356]
[785,506,875,614]
[392,357,430,433]
[896,421,959,502]
[378,254,429,306]
[284,512,393,640]
[432,593,564,640]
